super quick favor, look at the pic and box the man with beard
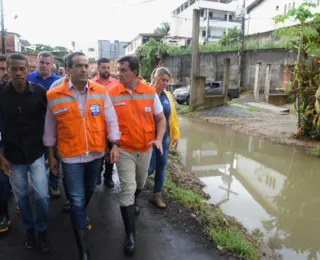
[92,58,118,188]
[27,51,61,199]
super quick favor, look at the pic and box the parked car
[173,81,239,105]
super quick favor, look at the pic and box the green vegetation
[177,106,190,115]
[309,145,320,156]
[136,38,168,79]
[154,21,170,36]
[153,151,261,260]
[274,2,320,139]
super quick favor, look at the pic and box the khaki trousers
[116,148,152,207]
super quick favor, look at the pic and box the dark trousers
[100,141,114,178]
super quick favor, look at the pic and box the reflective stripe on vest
[110,94,155,102]
[49,96,75,108]
[88,94,105,100]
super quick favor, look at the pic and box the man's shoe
[104,175,114,188]
[86,215,92,231]
[96,174,102,185]
[152,193,167,209]
[62,200,70,212]
[49,186,61,199]
[0,215,10,233]
[120,205,135,255]
[16,205,20,214]
[24,228,36,249]
[37,229,50,253]
[74,229,90,260]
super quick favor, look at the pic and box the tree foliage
[219,27,241,46]
[136,38,168,79]
[154,21,170,36]
[25,44,70,59]
[274,2,320,139]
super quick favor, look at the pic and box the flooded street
[177,116,320,260]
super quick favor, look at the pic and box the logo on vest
[145,106,152,113]
[90,104,100,116]
[54,108,68,115]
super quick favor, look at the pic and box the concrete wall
[161,48,296,90]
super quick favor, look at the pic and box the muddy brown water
[177,116,320,260]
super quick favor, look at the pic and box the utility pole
[190,9,200,110]
[1,0,5,54]
[239,0,246,89]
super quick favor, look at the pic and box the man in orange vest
[92,57,118,188]
[44,52,120,259]
[108,55,166,255]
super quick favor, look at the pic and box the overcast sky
[4,0,187,51]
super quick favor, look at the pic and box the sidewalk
[0,176,227,260]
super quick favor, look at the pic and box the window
[284,4,287,14]
[190,0,195,5]
[202,31,206,37]
[229,15,233,21]
[200,9,204,17]
[276,5,279,11]
[288,3,291,10]
[224,14,227,21]
[292,2,295,9]
[209,11,213,17]
[184,2,189,9]
[88,48,95,52]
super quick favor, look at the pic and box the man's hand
[149,139,163,155]
[0,154,10,176]
[173,139,179,149]
[48,156,59,176]
[109,145,120,163]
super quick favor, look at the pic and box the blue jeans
[62,158,101,230]
[9,155,49,231]
[0,170,9,203]
[148,134,170,193]
[49,148,60,188]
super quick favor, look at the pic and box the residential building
[98,40,127,60]
[125,33,165,55]
[245,0,320,35]
[170,0,241,44]
[0,31,22,53]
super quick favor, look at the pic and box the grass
[246,107,259,112]
[154,152,262,260]
[177,106,190,115]
[309,145,320,156]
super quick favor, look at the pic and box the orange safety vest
[108,80,156,153]
[47,78,106,158]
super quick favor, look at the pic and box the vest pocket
[57,125,80,157]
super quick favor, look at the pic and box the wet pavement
[0,174,226,260]
[177,116,320,260]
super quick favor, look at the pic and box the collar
[66,78,89,91]
[6,80,35,93]
[35,71,54,80]
[120,79,144,94]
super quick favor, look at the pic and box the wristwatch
[111,141,120,148]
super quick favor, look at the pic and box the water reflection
[177,117,320,260]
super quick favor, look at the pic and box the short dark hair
[6,53,29,66]
[117,55,139,76]
[0,54,7,62]
[97,58,110,66]
[37,51,53,60]
[66,52,86,68]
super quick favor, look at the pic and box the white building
[245,0,320,35]
[162,36,192,47]
[125,33,165,55]
[170,0,241,44]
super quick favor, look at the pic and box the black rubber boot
[104,160,114,188]
[74,229,90,260]
[134,189,142,216]
[25,228,36,249]
[120,205,135,255]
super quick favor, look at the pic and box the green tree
[136,38,168,79]
[274,2,320,138]
[154,21,170,36]
[219,27,241,46]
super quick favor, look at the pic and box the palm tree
[154,22,170,36]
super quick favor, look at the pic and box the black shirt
[0,81,47,164]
